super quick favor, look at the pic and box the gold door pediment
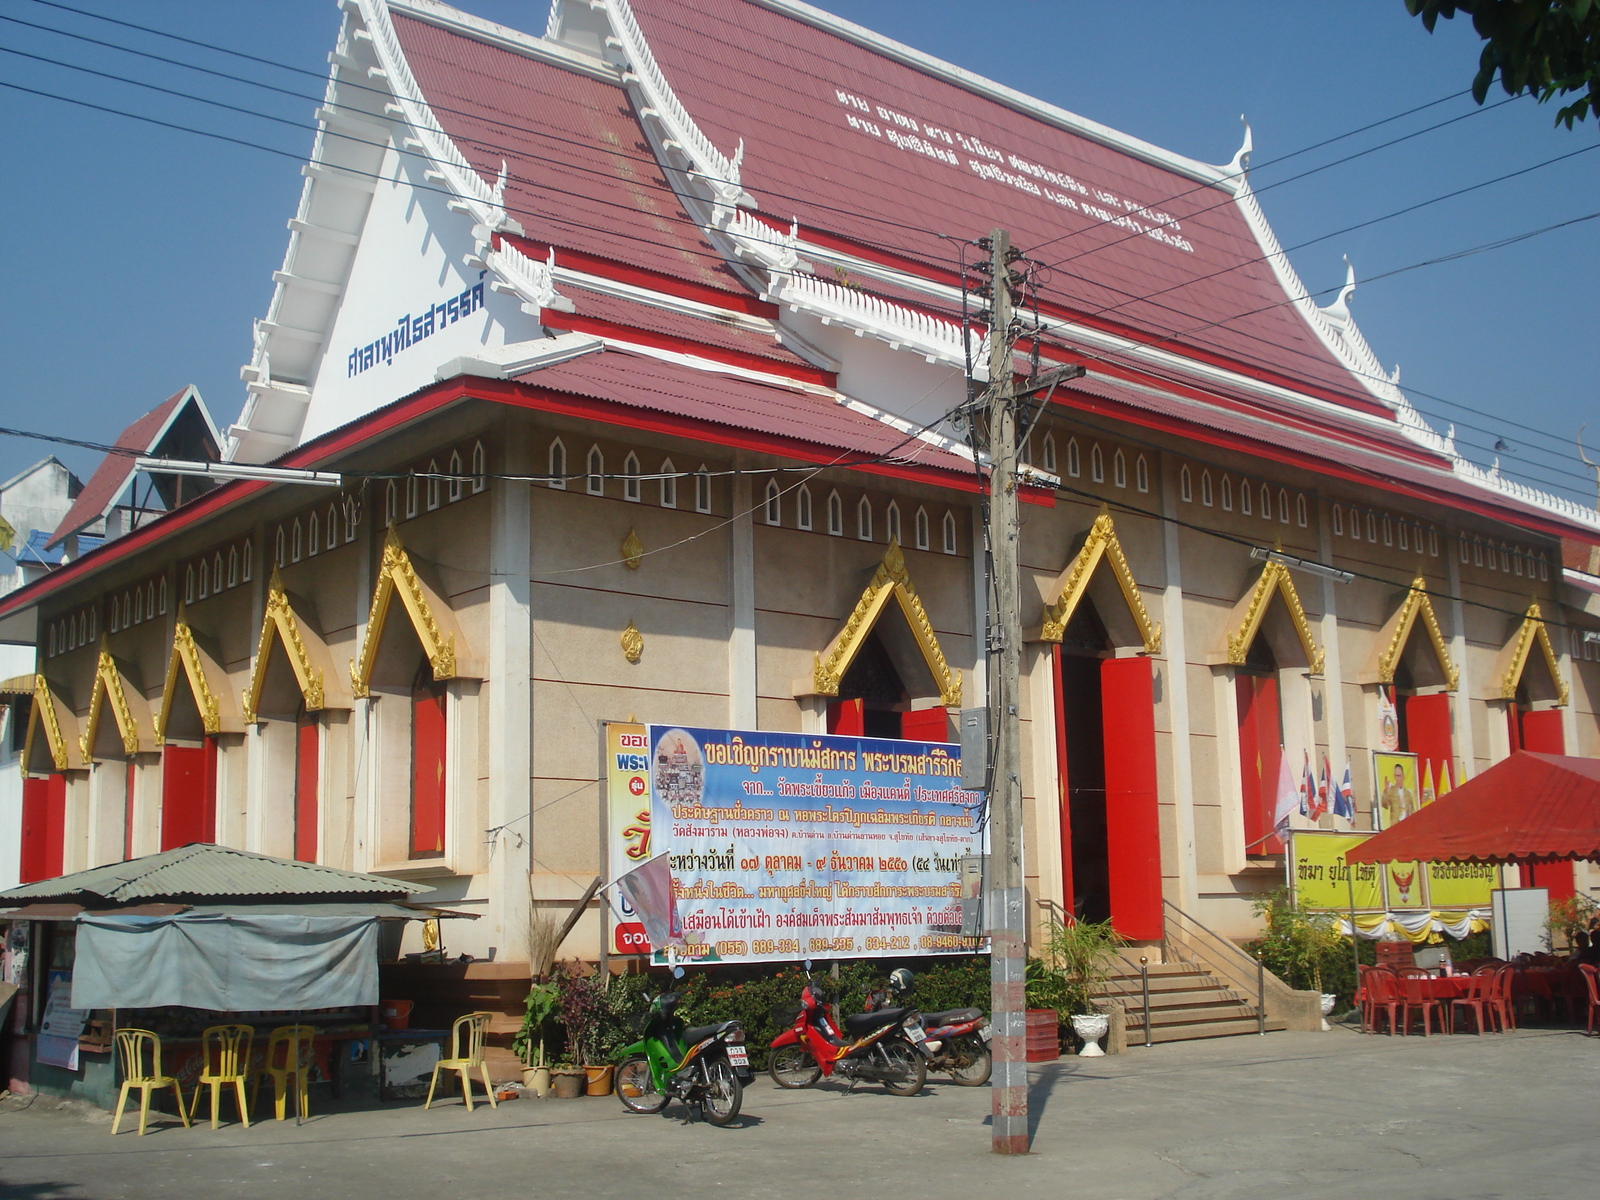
[795,541,961,707]
[243,568,348,722]
[1030,509,1161,653]
[80,636,152,762]
[155,604,241,745]
[1215,559,1324,674]
[1489,601,1568,705]
[349,525,478,699]
[1361,577,1458,690]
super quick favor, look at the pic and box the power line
[8,13,1594,503]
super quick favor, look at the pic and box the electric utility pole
[981,227,1029,1156]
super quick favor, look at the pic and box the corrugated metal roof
[0,843,431,904]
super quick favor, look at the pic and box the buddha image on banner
[1373,751,1419,831]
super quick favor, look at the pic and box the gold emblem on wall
[620,619,644,664]
[621,528,644,570]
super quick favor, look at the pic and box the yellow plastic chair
[111,1028,191,1136]
[189,1024,253,1129]
[424,1012,498,1112]
[256,1025,316,1121]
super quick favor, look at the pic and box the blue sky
[0,0,1595,508]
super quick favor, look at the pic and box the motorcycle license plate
[906,1025,926,1043]
[727,1046,749,1067]
[978,1025,992,1042]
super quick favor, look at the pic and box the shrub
[602,955,991,1070]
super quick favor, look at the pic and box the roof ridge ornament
[1318,256,1358,329]
[1228,116,1252,176]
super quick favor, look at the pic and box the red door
[1102,657,1162,940]
[19,773,66,883]
[900,707,951,743]
[294,713,319,863]
[161,737,217,849]
[411,682,447,858]
[1236,673,1283,854]
[1052,649,1075,921]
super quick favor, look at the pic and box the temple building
[1,0,1597,969]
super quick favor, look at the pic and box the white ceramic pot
[1320,993,1338,1031]
[1071,1013,1110,1057]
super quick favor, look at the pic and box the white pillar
[1317,501,1348,817]
[728,463,757,729]
[488,431,533,964]
[1446,550,1476,773]
[1160,458,1197,909]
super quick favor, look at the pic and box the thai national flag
[1333,759,1356,821]
[1309,753,1331,820]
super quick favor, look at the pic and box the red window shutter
[1102,657,1162,940]
[1236,674,1283,854]
[826,698,864,737]
[1403,693,1453,785]
[900,707,951,743]
[294,715,320,862]
[20,774,66,883]
[411,683,447,858]
[161,743,215,849]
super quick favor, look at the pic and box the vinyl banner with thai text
[604,722,986,963]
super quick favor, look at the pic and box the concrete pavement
[3,1026,1597,1199]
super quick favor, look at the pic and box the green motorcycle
[615,989,751,1126]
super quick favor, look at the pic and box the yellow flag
[0,513,14,555]
[1420,759,1435,807]
[1436,760,1452,798]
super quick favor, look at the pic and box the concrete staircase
[1094,958,1289,1044]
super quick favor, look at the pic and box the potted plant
[1247,890,1350,1019]
[550,1060,586,1099]
[556,963,609,1096]
[1038,917,1125,1056]
[512,980,560,1096]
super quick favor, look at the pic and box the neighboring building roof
[46,385,220,550]
[0,842,432,904]
[17,529,63,566]
[0,456,73,496]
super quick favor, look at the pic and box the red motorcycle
[767,966,926,1096]
[865,968,991,1086]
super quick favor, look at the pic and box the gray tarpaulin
[71,913,379,1011]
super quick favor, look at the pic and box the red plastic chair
[1363,967,1402,1035]
[1400,974,1444,1036]
[1449,970,1495,1035]
[1578,964,1600,1036]
[1490,965,1517,1032]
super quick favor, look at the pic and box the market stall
[0,843,469,1109]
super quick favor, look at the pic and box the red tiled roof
[47,388,188,550]
[1054,374,1588,537]
[628,0,1368,401]
[514,347,972,475]
[393,14,747,297]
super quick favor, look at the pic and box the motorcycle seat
[681,1024,721,1046]
[842,1006,909,1034]
[923,1008,984,1027]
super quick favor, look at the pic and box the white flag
[1272,750,1299,839]
[614,853,683,950]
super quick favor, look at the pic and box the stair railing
[1036,900,1149,1034]
[1162,899,1266,1036]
